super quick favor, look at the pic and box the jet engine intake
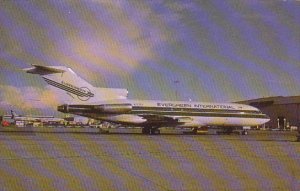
[57,104,93,113]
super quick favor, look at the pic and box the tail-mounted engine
[57,103,132,114]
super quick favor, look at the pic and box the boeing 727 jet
[24,65,270,134]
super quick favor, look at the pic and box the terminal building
[0,114,64,127]
[238,96,300,130]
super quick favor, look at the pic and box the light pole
[174,80,179,100]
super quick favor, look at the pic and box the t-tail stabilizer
[24,65,128,103]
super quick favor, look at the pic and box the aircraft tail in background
[10,110,17,119]
[24,65,128,104]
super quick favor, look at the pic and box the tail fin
[24,65,128,104]
[10,110,17,119]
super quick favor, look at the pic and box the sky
[0,0,300,115]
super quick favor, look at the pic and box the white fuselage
[59,99,270,128]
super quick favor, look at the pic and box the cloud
[39,89,59,106]
[0,85,33,110]
[0,85,63,112]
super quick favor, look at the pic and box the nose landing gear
[241,130,248,135]
[142,126,160,135]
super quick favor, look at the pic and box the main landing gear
[241,130,248,135]
[192,127,198,134]
[296,129,300,142]
[217,127,234,135]
[216,127,249,135]
[142,127,160,135]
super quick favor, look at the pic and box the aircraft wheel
[241,130,248,135]
[142,128,151,134]
[226,127,234,135]
[150,128,160,135]
[296,135,300,142]
[98,128,109,134]
[192,127,198,135]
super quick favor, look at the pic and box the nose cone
[262,114,270,124]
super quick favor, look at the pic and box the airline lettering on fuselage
[194,104,235,109]
[157,103,192,108]
[157,103,235,109]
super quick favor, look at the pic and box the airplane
[0,110,63,127]
[24,65,270,135]
[10,110,62,123]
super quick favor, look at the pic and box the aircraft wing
[56,103,194,127]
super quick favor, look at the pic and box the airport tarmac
[0,126,299,191]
